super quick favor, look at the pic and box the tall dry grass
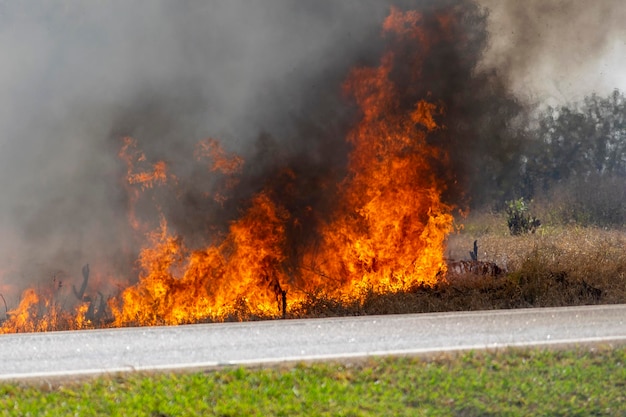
[289,213,626,318]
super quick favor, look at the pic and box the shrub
[505,198,541,235]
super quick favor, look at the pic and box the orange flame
[195,138,244,204]
[0,287,94,334]
[110,191,293,326]
[118,136,175,231]
[195,138,244,175]
[304,42,453,295]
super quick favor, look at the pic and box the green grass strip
[1,347,625,416]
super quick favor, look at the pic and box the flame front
[1,6,456,332]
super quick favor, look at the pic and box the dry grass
[288,214,626,318]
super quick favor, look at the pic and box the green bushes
[505,198,541,235]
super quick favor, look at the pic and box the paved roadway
[1,304,626,380]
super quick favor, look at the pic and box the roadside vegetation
[1,346,624,416]
[286,215,626,319]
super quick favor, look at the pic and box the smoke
[480,0,626,105]
[0,0,623,301]
[0,0,394,297]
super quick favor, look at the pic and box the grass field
[1,346,624,416]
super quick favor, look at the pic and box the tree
[519,90,626,226]
[523,90,626,194]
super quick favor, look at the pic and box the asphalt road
[1,304,626,380]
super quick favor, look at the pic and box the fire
[0,287,93,334]
[118,136,176,232]
[303,44,453,294]
[1,289,39,334]
[195,138,244,204]
[110,192,293,326]
[1,6,457,332]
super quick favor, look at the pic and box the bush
[505,198,541,235]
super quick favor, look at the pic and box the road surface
[1,304,625,380]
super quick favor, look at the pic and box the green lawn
[1,346,625,416]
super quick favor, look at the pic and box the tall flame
[301,13,454,295]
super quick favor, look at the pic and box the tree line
[470,89,626,226]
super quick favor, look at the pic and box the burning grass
[3,217,623,331]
